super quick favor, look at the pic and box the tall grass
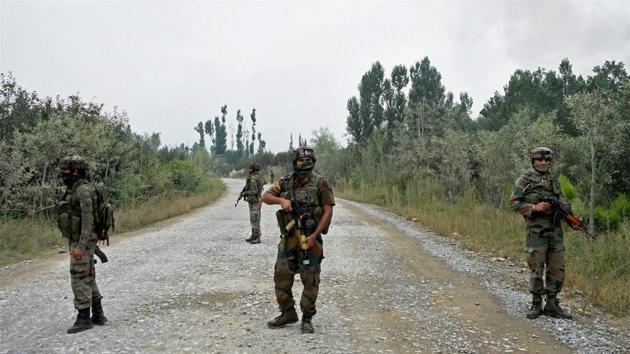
[337,177,630,316]
[116,177,225,232]
[0,177,225,267]
[0,219,65,266]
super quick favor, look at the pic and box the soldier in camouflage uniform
[262,146,335,334]
[57,156,108,333]
[510,147,573,320]
[242,163,265,244]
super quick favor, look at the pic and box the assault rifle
[94,246,108,264]
[543,197,597,241]
[278,200,317,266]
[235,192,246,207]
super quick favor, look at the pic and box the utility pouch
[276,210,291,236]
[57,201,72,239]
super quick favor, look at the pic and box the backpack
[93,183,115,245]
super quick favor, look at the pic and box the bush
[595,194,630,231]
[167,160,203,193]
[559,174,578,201]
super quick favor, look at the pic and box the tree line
[0,73,217,220]
[313,57,629,232]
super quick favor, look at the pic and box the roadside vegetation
[307,57,629,316]
[0,73,225,266]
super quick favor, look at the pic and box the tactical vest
[521,171,561,204]
[280,173,328,235]
[57,180,95,241]
[245,173,264,203]
[521,170,562,227]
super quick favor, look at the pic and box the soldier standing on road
[262,146,335,334]
[510,147,575,320]
[270,169,275,184]
[57,156,108,333]
[242,163,265,244]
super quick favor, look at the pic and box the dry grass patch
[0,178,226,267]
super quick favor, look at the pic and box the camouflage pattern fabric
[69,238,101,309]
[510,169,571,296]
[60,180,102,310]
[274,233,323,316]
[266,172,335,316]
[244,172,265,237]
[524,228,565,296]
[249,200,262,237]
[243,172,265,203]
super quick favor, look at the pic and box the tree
[204,119,214,152]
[257,132,266,154]
[567,91,619,235]
[357,62,385,139]
[391,64,409,123]
[249,108,256,155]
[588,61,628,94]
[345,96,362,143]
[194,122,205,148]
[236,109,244,156]
[213,107,228,155]
[409,57,445,106]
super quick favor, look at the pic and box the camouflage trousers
[248,201,262,237]
[274,234,323,316]
[524,227,565,296]
[69,239,101,310]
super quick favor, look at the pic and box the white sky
[1,0,629,152]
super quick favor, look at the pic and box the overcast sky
[1,0,629,152]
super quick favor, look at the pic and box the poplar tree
[236,109,244,156]
[194,122,205,147]
[250,109,256,155]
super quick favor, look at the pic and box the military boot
[526,294,544,319]
[267,308,298,328]
[301,315,314,334]
[91,296,108,325]
[249,236,261,244]
[544,296,573,319]
[67,308,93,334]
[245,235,255,243]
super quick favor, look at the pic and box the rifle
[235,192,246,207]
[543,197,597,240]
[278,200,317,266]
[94,246,108,264]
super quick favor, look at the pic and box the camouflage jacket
[58,179,97,250]
[242,172,265,203]
[509,169,572,231]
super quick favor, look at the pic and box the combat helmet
[59,155,89,174]
[530,147,553,161]
[292,146,316,163]
[248,162,260,172]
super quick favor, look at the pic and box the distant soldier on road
[262,146,335,334]
[270,169,275,184]
[510,147,575,320]
[242,163,265,244]
[57,156,108,333]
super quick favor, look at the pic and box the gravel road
[0,178,627,353]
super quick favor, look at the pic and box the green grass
[337,178,630,316]
[0,177,226,267]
